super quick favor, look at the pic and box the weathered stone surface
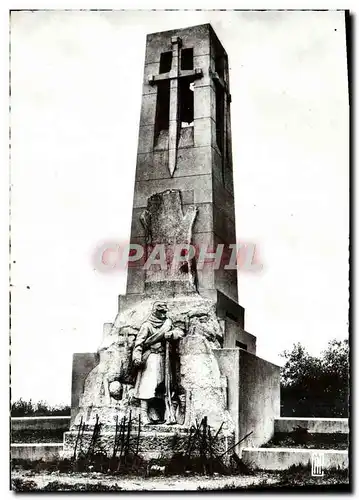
[194,85,216,120]
[223,162,234,196]
[177,126,194,149]
[133,175,213,209]
[136,147,222,183]
[237,350,280,451]
[139,93,158,126]
[179,328,234,435]
[63,426,233,461]
[212,174,235,225]
[135,151,169,182]
[145,24,212,64]
[176,147,213,178]
[214,267,238,303]
[211,145,225,187]
[213,207,236,245]
[137,125,155,154]
[70,295,234,432]
[126,268,146,295]
[140,189,198,289]
[132,201,213,240]
[214,348,280,455]
[194,117,216,148]
[142,63,160,95]
[274,417,349,434]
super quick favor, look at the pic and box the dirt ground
[11,470,275,490]
[11,468,349,491]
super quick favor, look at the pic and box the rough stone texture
[132,175,213,209]
[274,418,349,435]
[241,448,349,471]
[73,330,137,429]
[140,189,198,290]
[70,295,233,431]
[179,332,234,434]
[214,348,280,456]
[69,298,266,459]
[63,426,233,461]
[136,147,224,183]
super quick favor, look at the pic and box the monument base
[62,424,234,461]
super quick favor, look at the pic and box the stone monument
[63,24,280,460]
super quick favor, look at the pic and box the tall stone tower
[121,24,255,352]
[64,25,281,460]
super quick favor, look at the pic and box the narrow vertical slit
[181,48,194,70]
[215,81,224,154]
[154,80,170,148]
[159,51,172,73]
[179,77,194,127]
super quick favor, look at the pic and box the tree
[280,339,349,417]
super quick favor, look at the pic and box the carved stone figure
[187,309,223,348]
[140,189,198,290]
[79,326,136,409]
[132,301,184,424]
[179,310,234,433]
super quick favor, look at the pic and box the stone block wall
[214,348,280,456]
[70,353,98,425]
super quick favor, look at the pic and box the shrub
[11,398,70,417]
[280,339,349,417]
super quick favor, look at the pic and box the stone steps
[274,417,348,434]
[11,416,71,432]
[241,417,349,471]
[241,447,348,471]
[10,416,349,472]
[11,443,63,461]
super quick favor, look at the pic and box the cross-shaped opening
[179,78,195,128]
[159,51,172,73]
[154,80,170,147]
[181,48,194,70]
[215,54,225,79]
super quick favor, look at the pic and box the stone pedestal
[65,299,280,461]
[63,424,234,461]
